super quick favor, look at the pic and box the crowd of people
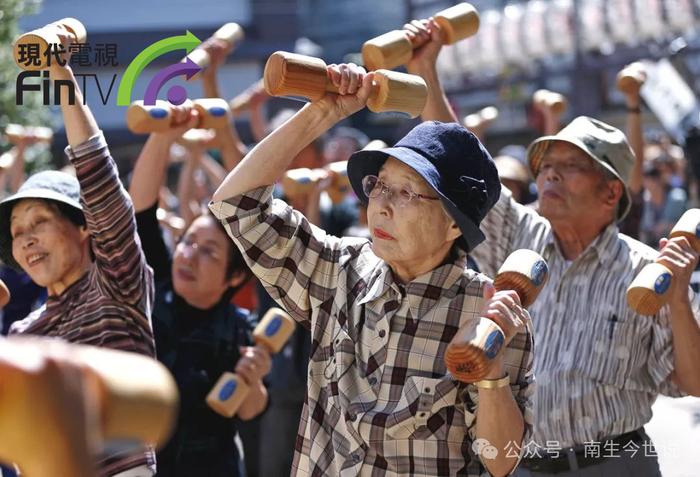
[1,14,700,477]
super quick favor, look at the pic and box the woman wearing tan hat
[0,32,155,477]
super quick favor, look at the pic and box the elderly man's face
[367,158,460,277]
[535,142,618,223]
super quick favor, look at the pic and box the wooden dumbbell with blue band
[627,209,700,315]
[206,307,296,417]
[444,249,548,383]
[126,98,231,134]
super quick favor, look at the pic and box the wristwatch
[473,374,510,389]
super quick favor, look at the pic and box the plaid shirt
[210,185,534,476]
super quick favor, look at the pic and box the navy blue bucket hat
[347,121,501,252]
[0,170,83,270]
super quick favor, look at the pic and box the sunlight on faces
[367,158,461,278]
[172,214,237,309]
[535,142,621,224]
[10,199,90,295]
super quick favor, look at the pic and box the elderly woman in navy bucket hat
[0,34,155,476]
[209,63,534,476]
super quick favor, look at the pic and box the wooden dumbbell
[126,99,231,134]
[627,209,700,315]
[229,79,269,116]
[264,51,427,118]
[617,62,647,96]
[444,249,548,383]
[463,106,499,130]
[0,337,179,477]
[183,23,244,70]
[13,18,87,71]
[362,3,479,71]
[5,124,54,145]
[207,308,296,417]
[326,161,351,205]
[533,89,567,115]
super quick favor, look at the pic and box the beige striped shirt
[471,187,697,448]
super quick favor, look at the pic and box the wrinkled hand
[657,236,699,305]
[235,345,272,385]
[47,25,76,78]
[405,18,444,75]
[480,282,528,347]
[151,102,201,144]
[200,38,229,78]
[316,63,374,120]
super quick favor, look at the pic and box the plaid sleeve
[462,315,536,468]
[66,132,153,309]
[209,185,344,327]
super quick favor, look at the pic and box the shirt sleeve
[471,186,548,279]
[134,202,172,284]
[66,132,154,309]
[209,185,345,328]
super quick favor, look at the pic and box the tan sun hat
[526,116,634,220]
[494,155,530,184]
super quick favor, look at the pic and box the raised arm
[129,106,199,213]
[198,38,248,170]
[209,64,373,325]
[49,34,151,303]
[621,78,644,195]
[404,18,459,124]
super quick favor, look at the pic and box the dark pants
[514,430,661,477]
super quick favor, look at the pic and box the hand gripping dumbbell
[183,23,244,70]
[616,62,647,96]
[362,3,480,71]
[533,89,567,115]
[14,18,87,71]
[126,98,231,134]
[264,51,428,118]
[206,307,296,417]
[627,209,700,315]
[444,250,548,382]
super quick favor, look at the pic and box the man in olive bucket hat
[402,15,700,477]
[476,115,700,477]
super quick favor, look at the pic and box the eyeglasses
[361,175,440,208]
[177,236,222,261]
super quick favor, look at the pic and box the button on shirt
[210,185,535,476]
[471,187,698,449]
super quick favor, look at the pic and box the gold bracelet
[473,374,510,389]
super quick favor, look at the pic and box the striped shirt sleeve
[66,132,153,308]
[652,287,700,397]
[209,185,345,327]
[471,186,548,279]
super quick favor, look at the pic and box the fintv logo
[15,30,202,107]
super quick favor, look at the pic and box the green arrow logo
[116,30,201,106]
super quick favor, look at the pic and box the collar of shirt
[357,249,470,318]
[542,221,620,268]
